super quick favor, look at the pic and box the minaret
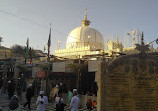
[81,9,91,26]
[116,36,119,48]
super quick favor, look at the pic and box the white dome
[66,26,104,50]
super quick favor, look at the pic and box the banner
[53,62,65,72]
[88,60,100,72]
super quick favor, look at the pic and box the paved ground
[3,103,88,111]
[7,103,88,111]
[0,93,91,111]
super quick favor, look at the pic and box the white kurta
[70,96,80,111]
[36,96,48,111]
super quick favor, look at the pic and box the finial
[81,9,91,26]
[141,32,144,46]
[85,8,87,20]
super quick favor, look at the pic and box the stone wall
[97,53,158,111]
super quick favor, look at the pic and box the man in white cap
[70,89,80,111]
[36,91,48,111]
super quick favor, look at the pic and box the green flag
[25,38,29,64]
[44,44,46,52]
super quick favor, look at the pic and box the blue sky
[0,0,158,54]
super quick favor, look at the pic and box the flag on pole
[47,27,51,61]
[29,47,32,64]
[44,44,46,52]
[25,38,29,64]
[48,28,51,46]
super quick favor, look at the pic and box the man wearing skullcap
[70,89,80,111]
[36,91,48,111]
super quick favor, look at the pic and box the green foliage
[156,47,158,52]
[67,61,88,74]
[67,63,82,73]
[0,37,3,45]
[10,44,43,58]
[10,44,26,56]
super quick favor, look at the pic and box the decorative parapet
[55,46,91,54]
[66,42,104,50]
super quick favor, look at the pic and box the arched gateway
[97,52,158,111]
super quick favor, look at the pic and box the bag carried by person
[9,96,19,110]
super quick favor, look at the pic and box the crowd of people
[0,76,97,111]
[0,77,22,100]
[49,83,80,111]
[35,85,80,111]
[0,79,81,111]
[86,99,97,110]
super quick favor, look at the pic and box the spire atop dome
[81,9,91,26]
[84,8,87,20]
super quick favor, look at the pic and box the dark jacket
[9,95,19,110]
[26,87,34,100]
[8,83,15,94]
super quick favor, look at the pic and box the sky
[0,0,158,54]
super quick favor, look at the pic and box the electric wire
[0,9,80,40]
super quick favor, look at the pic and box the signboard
[88,60,100,72]
[53,62,65,72]
[32,67,41,78]
[37,71,46,78]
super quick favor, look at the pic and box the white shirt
[70,96,80,111]
[55,96,64,103]
[54,96,64,108]
[36,96,48,111]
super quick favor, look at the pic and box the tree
[156,47,158,52]
[10,44,26,57]
[67,61,89,94]
[0,37,3,46]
